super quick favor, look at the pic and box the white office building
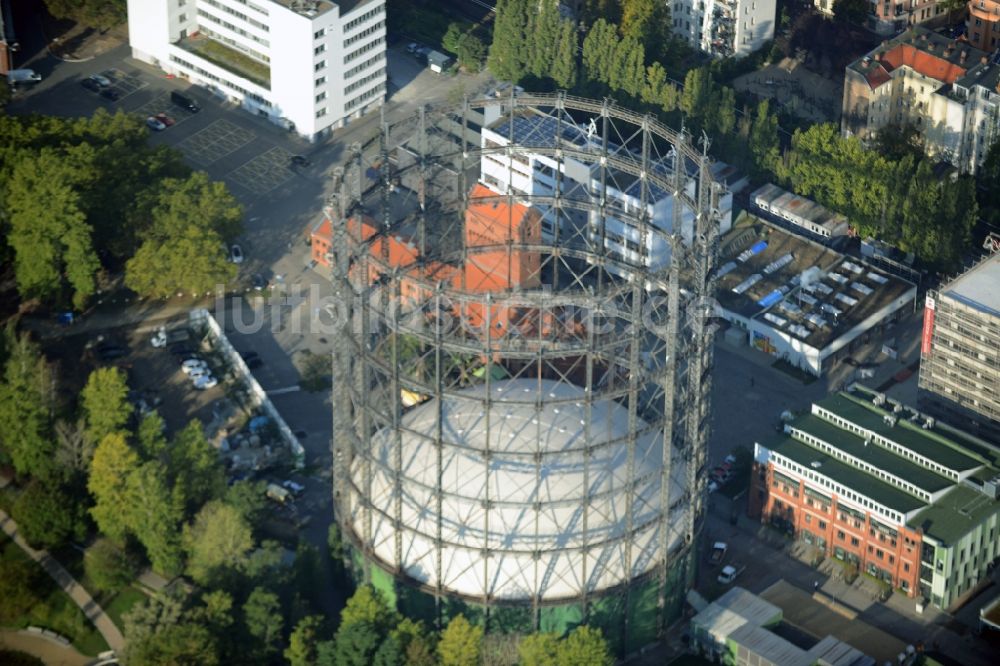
[127,0,387,140]
[479,107,734,280]
[668,0,776,59]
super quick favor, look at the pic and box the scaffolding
[329,93,725,648]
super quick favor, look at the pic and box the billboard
[921,297,936,356]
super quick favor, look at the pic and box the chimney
[961,50,968,63]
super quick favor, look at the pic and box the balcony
[176,33,270,89]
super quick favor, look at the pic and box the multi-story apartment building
[968,0,1000,51]
[919,252,1000,444]
[667,0,776,59]
[842,26,1000,174]
[478,106,734,280]
[127,0,387,141]
[751,385,1000,609]
[815,0,947,37]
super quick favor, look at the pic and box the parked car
[282,480,305,497]
[717,564,744,585]
[251,274,267,291]
[7,69,42,85]
[100,88,121,101]
[181,359,209,375]
[80,78,102,93]
[170,91,201,112]
[188,366,210,379]
[89,74,112,88]
[724,453,737,465]
[146,116,166,131]
[246,357,263,370]
[230,244,244,264]
[709,542,728,565]
[193,375,218,390]
[289,155,311,168]
[406,42,420,54]
[169,343,195,356]
[240,350,259,361]
[154,112,175,127]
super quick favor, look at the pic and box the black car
[80,78,101,93]
[251,273,267,291]
[100,88,121,101]
[169,343,194,355]
[97,345,127,360]
[240,350,259,361]
[246,357,263,370]
[290,155,311,168]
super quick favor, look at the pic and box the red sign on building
[921,297,935,356]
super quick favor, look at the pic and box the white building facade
[668,0,776,59]
[478,111,733,280]
[127,0,386,140]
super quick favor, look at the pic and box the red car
[154,113,175,127]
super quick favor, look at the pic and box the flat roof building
[919,252,1000,444]
[751,385,1000,609]
[691,586,874,666]
[750,183,850,243]
[127,0,387,141]
[715,215,917,376]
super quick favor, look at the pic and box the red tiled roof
[864,64,892,89]
[880,44,968,84]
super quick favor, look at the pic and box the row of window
[345,36,385,64]
[196,9,269,48]
[343,4,385,33]
[200,0,268,31]
[345,82,385,112]
[168,54,270,106]
[344,20,384,48]
[345,53,384,80]
[345,68,385,95]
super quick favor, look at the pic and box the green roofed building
[751,385,1000,610]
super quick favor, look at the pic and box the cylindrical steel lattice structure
[330,93,723,649]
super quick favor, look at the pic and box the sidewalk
[0,629,90,666]
[0,511,124,654]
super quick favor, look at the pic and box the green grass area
[183,37,270,88]
[771,358,818,384]
[102,585,145,629]
[1,536,109,656]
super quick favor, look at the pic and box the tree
[679,67,715,131]
[620,0,671,58]
[340,585,398,632]
[136,412,168,460]
[0,557,42,624]
[144,171,243,242]
[54,418,93,474]
[5,150,99,308]
[332,620,382,666]
[556,626,613,666]
[127,462,185,576]
[84,537,139,593]
[81,367,132,445]
[748,99,781,178]
[11,480,87,549]
[551,20,579,89]
[125,622,220,666]
[457,35,487,73]
[977,139,1000,227]
[443,23,466,55]
[518,632,560,666]
[373,635,404,666]
[169,420,226,514]
[225,479,268,528]
[122,594,185,664]
[437,615,482,666]
[183,501,254,586]
[244,587,284,657]
[286,615,325,666]
[488,0,529,82]
[42,0,126,31]
[125,223,236,298]
[88,432,141,543]
[832,0,868,25]
[0,328,55,478]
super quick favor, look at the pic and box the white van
[7,69,42,85]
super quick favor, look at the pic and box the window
[316,76,326,87]
[315,44,326,55]
[837,530,846,541]
[805,515,812,524]
[315,61,326,72]
[851,536,860,547]
[314,28,325,39]
[819,520,827,530]
[316,92,326,102]
[316,108,327,118]
[179,12,187,21]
